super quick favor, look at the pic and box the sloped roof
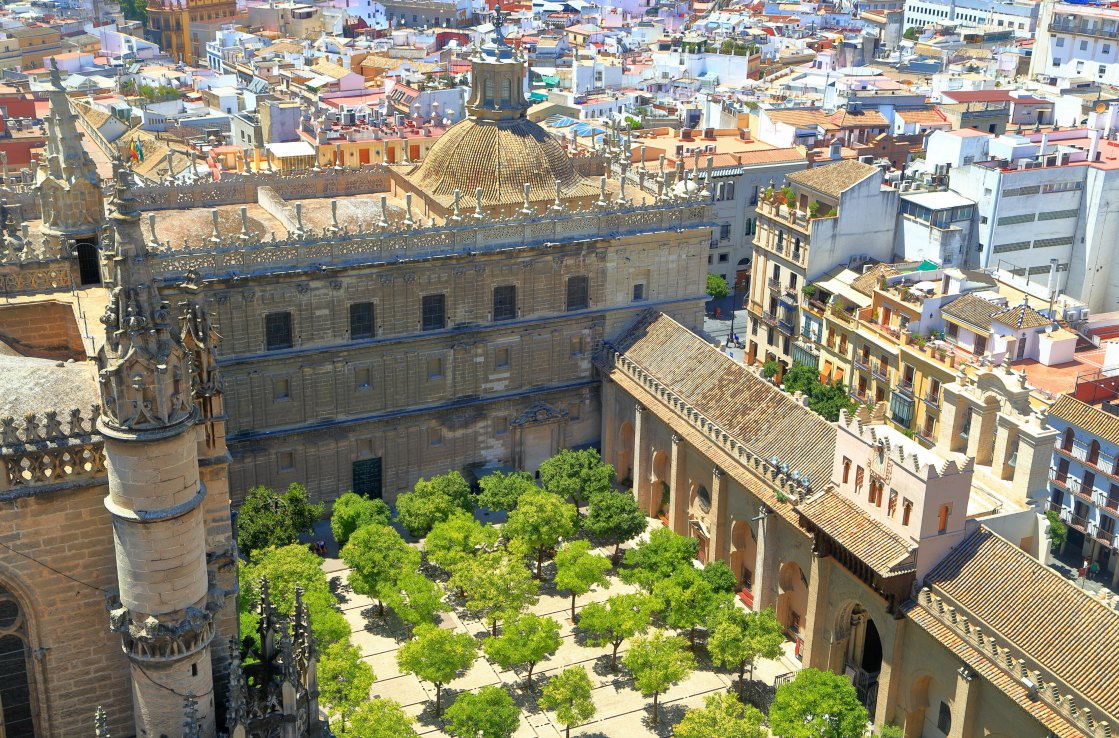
[922,526,1119,723]
[993,302,1050,330]
[797,491,915,576]
[1048,395,1119,446]
[942,293,1001,332]
[850,263,899,296]
[609,311,835,488]
[786,159,877,198]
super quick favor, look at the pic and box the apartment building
[1032,0,1119,87]
[1045,360,1119,588]
[903,0,1038,34]
[746,159,897,370]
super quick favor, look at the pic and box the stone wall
[0,300,87,359]
[130,168,391,212]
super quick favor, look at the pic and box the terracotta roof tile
[786,159,878,198]
[1048,395,1119,447]
[993,302,1050,330]
[923,527,1119,722]
[941,293,1001,332]
[850,263,899,296]
[797,491,916,576]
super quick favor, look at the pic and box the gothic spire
[181,695,202,738]
[41,58,99,188]
[226,637,249,734]
[94,706,110,738]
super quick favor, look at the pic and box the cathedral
[0,36,710,738]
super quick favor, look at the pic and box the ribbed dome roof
[408,117,600,208]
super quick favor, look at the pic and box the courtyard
[321,532,803,737]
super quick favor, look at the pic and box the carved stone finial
[520,183,533,216]
[181,694,201,738]
[474,187,485,220]
[95,706,110,738]
[451,188,462,222]
[403,193,415,228]
[597,175,609,209]
[378,196,389,229]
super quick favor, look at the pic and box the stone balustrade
[0,406,105,495]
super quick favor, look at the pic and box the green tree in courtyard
[652,565,731,648]
[318,641,375,734]
[554,540,611,621]
[395,471,474,537]
[482,612,562,689]
[504,489,579,577]
[477,470,538,511]
[238,544,349,650]
[335,698,418,738]
[341,523,419,616]
[707,273,731,300]
[424,510,499,572]
[700,560,739,593]
[583,490,648,564]
[538,666,596,738]
[624,630,696,725]
[769,668,869,738]
[621,526,698,591]
[396,623,477,716]
[450,549,539,635]
[383,569,447,633]
[539,448,616,505]
[675,692,767,738]
[578,592,658,670]
[707,607,786,698]
[443,685,520,738]
[236,483,323,558]
[330,492,392,547]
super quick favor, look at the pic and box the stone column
[966,403,997,465]
[801,544,832,671]
[753,505,774,612]
[668,434,688,536]
[632,405,650,510]
[600,380,617,478]
[991,414,1017,481]
[947,665,981,738]
[1012,421,1059,504]
[710,466,730,565]
[875,617,906,728]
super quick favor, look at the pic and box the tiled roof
[993,302,1050,330]
[609,312,835,488]
[850,263,899,296]
[786,159,877,198]
[1048,395,1119,447]
[895,107,949,125]
[941,293,1001,332]
[796,491,915,576]
[923,527,1119,722]
[826,108,888,127]
[765,108,840,131]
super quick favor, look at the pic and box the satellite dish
[1096,101,1108,114]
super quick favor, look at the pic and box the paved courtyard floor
[322,535,802,737]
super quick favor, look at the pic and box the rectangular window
[278,451,295,472]
[265,312,293,351]
[566,276,589,311]
[422,294,446,331]
[273,377,290,401]
[495,347,510,369]
[352,457,383,498]
[427,356,443,380]
[350,302,375,340]
[493,285,517,321]
[570,336,585,357]
[974,335,987,356]
[494,416,509,435]
[720,224,731,240]
[355,367,370,390]
[632,283,646,301]
[718,253,729,263]
[429,427,443,446]
[855,465,865,492]
[997,213,1035,226]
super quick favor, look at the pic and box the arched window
[1063,427,1074,452]
[1088,440,1101,466]
[842,458,851,484]
[0,584,36,737]
[483,79,494,105]
[499,78,511,107]
[938,504,951,534]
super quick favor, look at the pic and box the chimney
[1090,127,1101,162]
[829,138,842,160]
[1047,258,1060,301]
[1038,132,1048,157]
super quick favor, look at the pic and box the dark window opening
[566,276,589,311]
[265,312,293,351]
[349,302,375,340]
[422,294,446,331]
[493,285,517,322]
[76,239,101,286]
[352,457,383,499]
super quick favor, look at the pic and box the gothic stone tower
[36,60,105,285]
[98,161,220,738]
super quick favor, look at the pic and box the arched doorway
[906,675,931,738]
[75,239,101,286]
[650,450,669,517]
[0,583,37,737]
[836,604,883,715]
[776,561,808,657]
[616,421,634,485]
[730,520,757,606]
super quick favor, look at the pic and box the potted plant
[802,284,817,299]
[808,201,821,219]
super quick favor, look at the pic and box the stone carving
[512,402,569,426]
[107,598,215,661]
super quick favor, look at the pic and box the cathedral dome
[409,116,599,209]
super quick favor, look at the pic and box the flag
[133,139,144,163]
[128,140,138,162]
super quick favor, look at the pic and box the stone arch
[650,450,669,514]
[0,572,46,738]
[616,421,634,485]
[776,561,808,635]
[729,519,757,591]
[76,238,101,286]
[689,482,711,514]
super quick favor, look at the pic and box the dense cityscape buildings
[2,0,1119,736]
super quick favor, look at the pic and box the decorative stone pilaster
[709,466,730,565]
[668,434,688,536]
[948,664,981,738]
[632,405,651,512]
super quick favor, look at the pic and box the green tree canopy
[504,489,579,577]
[624,630,696,725]
[477,470,538,511]
[707,607,786,697]
[449,549,539,635]
[383,569,447,633]
[707,273,731,300]
[583,490,648,564]
[578,592,657,670]
[395,471,474,537]
[554,540,611,621]
[482,613,562,689]
[539,448,616,505]
[238,545,349,651]
[443,685,520,738]
[341,523,420,616]
[424,510,499,572]
[538,666,596,738]
[335,698,419,738]
[700,560,739,593]
[621,526,699,591]
[782,361,858,422]
[652,566,731,647]
[769,668,870,738]
[396,623,477,716]
[330,492,392,547]
[675,692,767,738]
[318,641,375,734]
[236,483,323,558]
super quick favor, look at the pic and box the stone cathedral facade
[0,34,712,738]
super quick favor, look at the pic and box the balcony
[851,388,869,403]
[830,304,855,324]
[759,311,778,327]
[803,298,827,317]
[1048,21,1119,39]
[871,362,890,382]
[853,355,871,372]
[895,379,914,399]
[767,278,781,293]
[777,317,796,335]
[1055,444,1119,481]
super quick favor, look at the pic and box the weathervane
[494,3,507,46]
